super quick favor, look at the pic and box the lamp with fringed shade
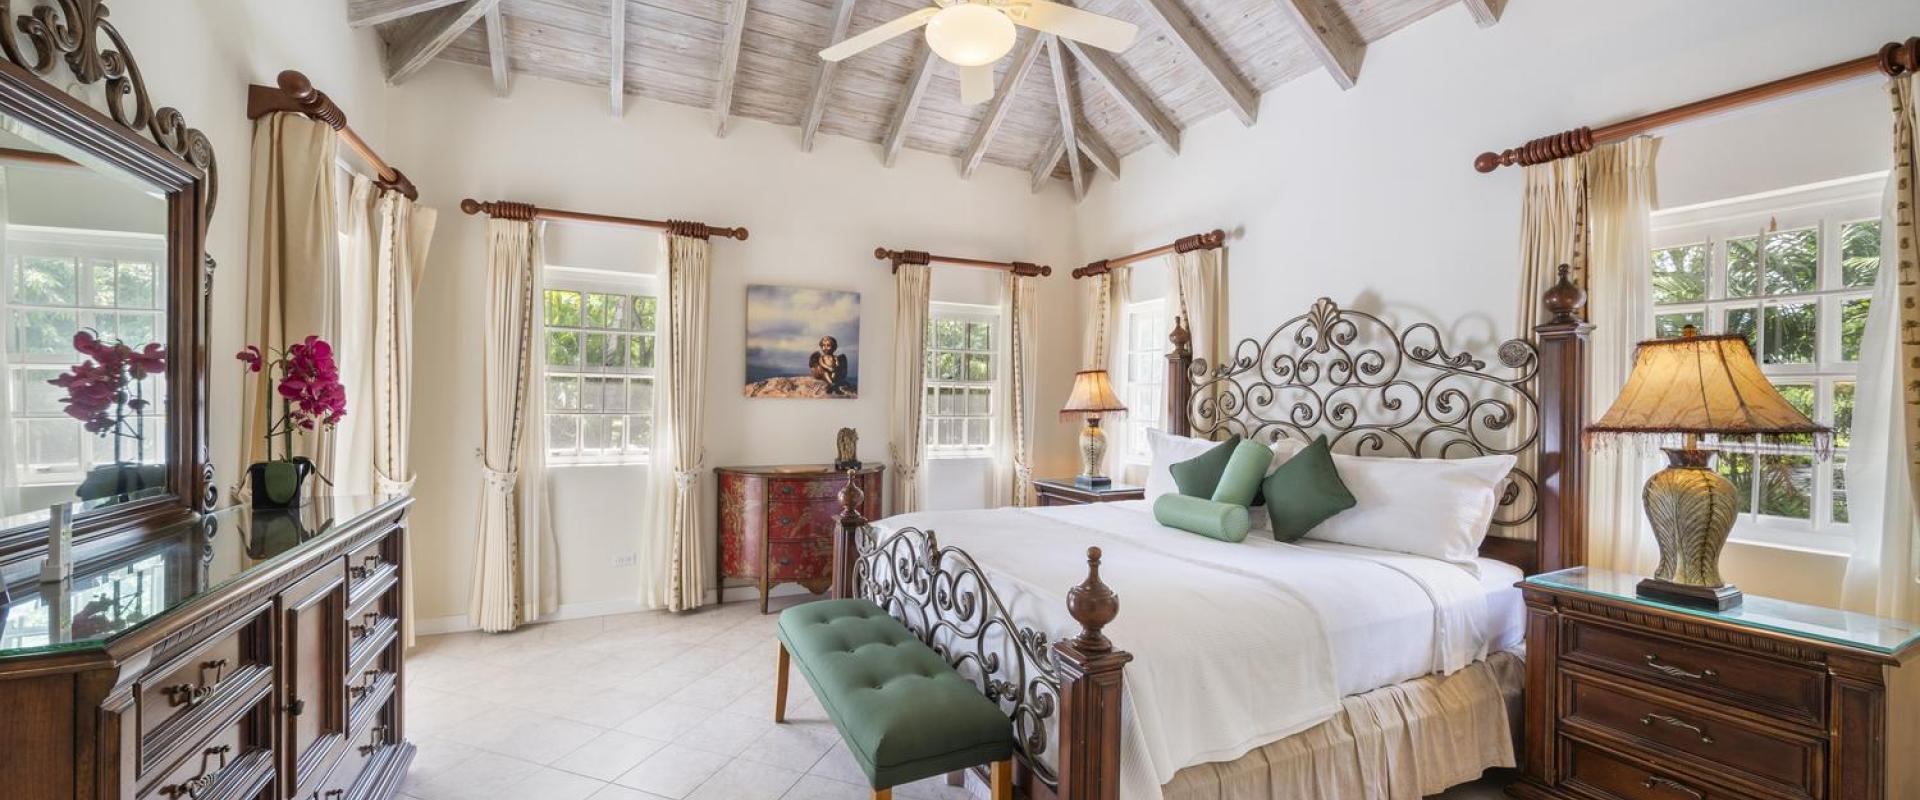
[1061,369,1127,488]
[1587,328,1830,610]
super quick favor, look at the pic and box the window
[4,226,167,485]
[1647,175,1881,553]
[1121,299,1167,462]
[542,267,655,465]
[924,303,997,457]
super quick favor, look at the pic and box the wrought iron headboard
[1180,297,1542,534]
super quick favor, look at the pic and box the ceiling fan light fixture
[924,4,1016,67]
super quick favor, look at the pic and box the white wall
[1072,0,1920,606]
[386,66,1083,625]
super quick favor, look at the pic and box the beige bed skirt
[1160,651,1524,800]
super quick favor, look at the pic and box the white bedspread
[873,500,1512,800]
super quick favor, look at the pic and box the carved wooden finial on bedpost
[1166,317,1194,437]
[1534,264,1591,575]
[831,469,869,600]
[1052,547,1133,800]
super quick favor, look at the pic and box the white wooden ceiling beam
[882,43,938,167]
[1045,37,1085,200]
[713,0,751,136]
[1077,115,1119,180]
[960,32,1046,179]
[1060,38,1179,156]
[1132,0,1257,125]
[1271,0,1364,90]
[1030,133,1065,194]
[609,0,627,115]
[349,0,464,29]
[1462,0,1505,27]
[485,6,510,97]
[385,0,501,84]
[800,0,859,152]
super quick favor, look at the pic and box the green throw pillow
[1211,438,1273,507]
[1260,435,1356,541]
[1170,436,1240,497]
[1154,494,1251,543]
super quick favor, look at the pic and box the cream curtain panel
[1583,138,1660,575]
[1080,268,1131,475]
[336,177,377,497]
[1843,78,1920,621]
[993,273,1037,507]
[1172,248,1224,430]
[1516,157,1588,332]
[469,218,555,632]
[890,263,932,514]
[242,113,339,484]
[642,232,714,612]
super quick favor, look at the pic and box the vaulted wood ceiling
[352,0,1505,196]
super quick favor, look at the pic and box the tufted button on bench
[775,598,1014,800]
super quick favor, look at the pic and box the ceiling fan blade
[1013,1,1138,53]
[820,7,940,61]
[959,63,995,105]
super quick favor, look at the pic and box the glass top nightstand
[1031,478,1144,506]
[1527,566,1920,657]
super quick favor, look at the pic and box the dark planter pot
[248,457,316,510]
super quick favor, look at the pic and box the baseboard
[412,584,821,636]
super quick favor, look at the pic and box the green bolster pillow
[1210,438,1273,507]
[1154,494,1251,543]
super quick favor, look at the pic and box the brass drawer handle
[348,669,382,699]
[163,659,230,708]
[157,745,231,798]
[1643,654,1716,681]
[1641,712,1713,744]
[359,724,391,756]
[1641,776,1704,799]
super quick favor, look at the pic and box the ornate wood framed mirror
[0,0,215,559]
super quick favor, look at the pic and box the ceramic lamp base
[1638,447,1742,611]
[1077,417,1109,488]
[1636,578,1744,611]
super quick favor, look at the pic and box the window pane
[603,377,627,411]
[1834,381,1854,448]
[547,415,579,454]
[581,415,612,452]
[14,309,78,355]
[965,353,991,381]
[1654,312,1703,339]
[544,290,581,326]
[933,319,963,349]
[1772,383,1814,446]
[966,387,990,416]
[631,296,657,332]
[628,415,652,450]
[546,331,579,367]
[630,334,655,370]
[91,261,117,307]
[924,352,936,381]
[1762,302,1815,364]
[19,367,66,414]
[117,262,156,308]
[1758,454,1812,519]
[939,387,960,416]
[1833,456,1849,524]
[19,418,80,471]
[968,322,991,351]
[1726,237,1758,298]
[1763,229,1817,295]
[1715,452,1753,514]
[585,292,623,329]
[1840,298,1869,361]
[628,378,654,412]
[936,352,960,380]
[965,418,990,446]
[1650,245,1707,305]
[606,416,626,451]
[581,377,605,411]
[937,418,962,446]
[546,376,580,411]
[1841,221,1880,288]
[604,334,627,370]
[1723,307,1757,355]
[15,256,77,304]
[119,313,158,348]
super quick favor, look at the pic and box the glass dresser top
[1528,567,1920,656]
[0,494,405,660]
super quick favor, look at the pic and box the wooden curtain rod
[874,247,1052,277]
[1073,229,1225,279]
[247,70,418,200]
[1474,36,1920,173]
[460,199,749,241]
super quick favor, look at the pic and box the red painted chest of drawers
[715,464,884,613]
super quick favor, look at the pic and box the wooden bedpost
[1534,265,1592,573]
[1166,317,1193,437]
[1052,547,1132,800]
[832,470,868,599]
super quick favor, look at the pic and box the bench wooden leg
[870,789,890,800]
[991,759,1012,800]
[774,641,790,723]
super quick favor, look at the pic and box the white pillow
[1143,429,1304,521]
[1301,452,1517,569]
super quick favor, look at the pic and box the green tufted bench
[775,598,1013,800]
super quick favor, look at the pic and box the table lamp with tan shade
[1587,327,1830,610]
[1062,369,1127,488]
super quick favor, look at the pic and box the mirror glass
[0,111,170,522]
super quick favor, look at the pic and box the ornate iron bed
[832,274,1594,800]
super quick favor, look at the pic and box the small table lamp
[1062,369,1127,488]
[1587,327,1830,610]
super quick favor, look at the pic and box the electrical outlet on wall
[611,553,636,568]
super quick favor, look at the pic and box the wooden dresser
[717,465,882,613]
[0,495,413,800]
[1512,567,1920,800]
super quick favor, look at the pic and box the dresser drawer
[767,500,836,541]
[1563,618,1827,727]
[1561,669,1822,799]
[312,694,398,800]
[769,478,846,502]
[347,589,399,667]
[136,607,272,757]
[138,693,274,800]
[768,537,832,583]
[346,525,400,598]
[1561,737,1745,800]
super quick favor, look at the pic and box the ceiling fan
[820,0,1139,105]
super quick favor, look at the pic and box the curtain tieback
[482,466,519,493]
[374,470,416,496]
[673,470,700,491]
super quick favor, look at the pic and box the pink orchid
[236,335,348,461]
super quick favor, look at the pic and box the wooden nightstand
[1030,478,1144,506]
[1511,567,1920,800]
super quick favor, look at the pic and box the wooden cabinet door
[279,558,347,799]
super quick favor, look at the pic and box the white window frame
[923,301,999,459]
[541,266,657,467]
[1120,298,1167,463]
[1647,173,1884,554]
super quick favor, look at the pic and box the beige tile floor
[399,594,1511,800]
